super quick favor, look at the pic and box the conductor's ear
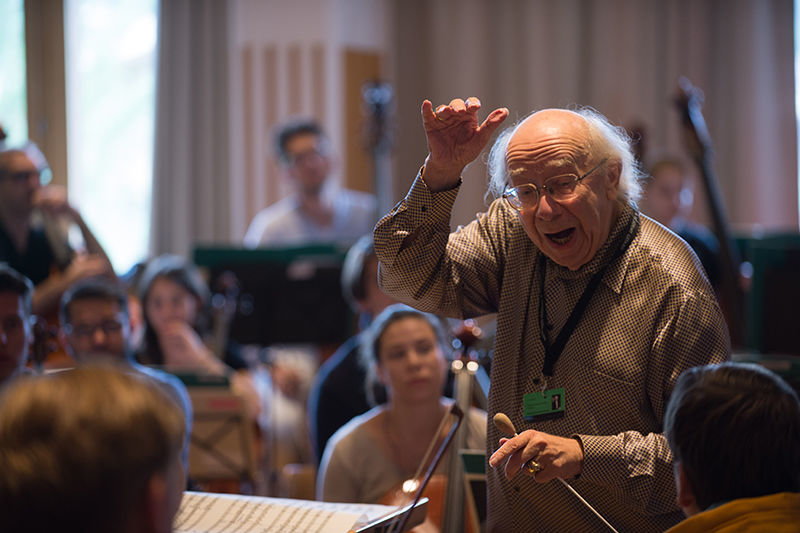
[604,158,622,201]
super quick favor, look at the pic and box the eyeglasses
[503,158,608,211]
[64,320,125,338]
[287,148,329,167]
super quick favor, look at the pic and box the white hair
[487,107,644,205]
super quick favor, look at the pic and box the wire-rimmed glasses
[503,157,608,211]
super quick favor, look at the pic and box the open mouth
[545,228,575,245]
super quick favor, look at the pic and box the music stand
[183,375,258,490]
[193,245,354,346]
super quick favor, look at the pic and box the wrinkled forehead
[506,109,592,174]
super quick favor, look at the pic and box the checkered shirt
[374,173,731,532]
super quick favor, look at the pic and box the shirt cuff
[408,166,460,222]
[573,433,625,486]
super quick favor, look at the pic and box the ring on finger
[525,459,543,475]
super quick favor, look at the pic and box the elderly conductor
[373,98,730,532]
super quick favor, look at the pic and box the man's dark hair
[340,235,376,312]
[274,118,324,163]
[664,362,800,511]
[0,264,33,317]
[59,278,129,326]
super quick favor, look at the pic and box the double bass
[674,78,747,346]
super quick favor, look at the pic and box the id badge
[523,387,565,422]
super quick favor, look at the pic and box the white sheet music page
[175,492,397,533]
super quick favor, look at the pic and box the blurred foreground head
[0,363,186,533]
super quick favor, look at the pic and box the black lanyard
[538,214,639,377]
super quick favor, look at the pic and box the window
[0,0,28,146]
[64,0,158,274]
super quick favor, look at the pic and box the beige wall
[388,0,798,233]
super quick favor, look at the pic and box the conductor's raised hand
[421,97,508,192]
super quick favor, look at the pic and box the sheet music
[175,492,397,533]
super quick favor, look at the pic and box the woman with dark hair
[137,254,239,372]
[136,254,259,418]
[317,304,486,527]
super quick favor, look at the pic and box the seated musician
[664,362,800,532]
[0,363,186,533]
[135,254,259,418]
[0,264,34,386]
[317,304,486,528]
[0,143,113,318]
[136,254,311,476]
[58,277,192,462]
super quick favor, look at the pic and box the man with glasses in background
[0,143,112,318]
[59,278,192,462]
[374,98,730,531]
[244,118,376,247]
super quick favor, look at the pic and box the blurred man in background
[0,143,113,318]
[244,119,376,247]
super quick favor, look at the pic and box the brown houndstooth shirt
[374,173,731,533]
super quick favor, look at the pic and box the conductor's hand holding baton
[489,413,584,482]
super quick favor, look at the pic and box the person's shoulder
[244,197,304,246]
[133,363,180,385]
[339,188,376,206]
[468,196,525,238]
[249,197,300,226]
[314,335,362,385]
[131,364,190,408]
[636,215,711,289]
[328,405,383,448]
[337,189,377,218]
